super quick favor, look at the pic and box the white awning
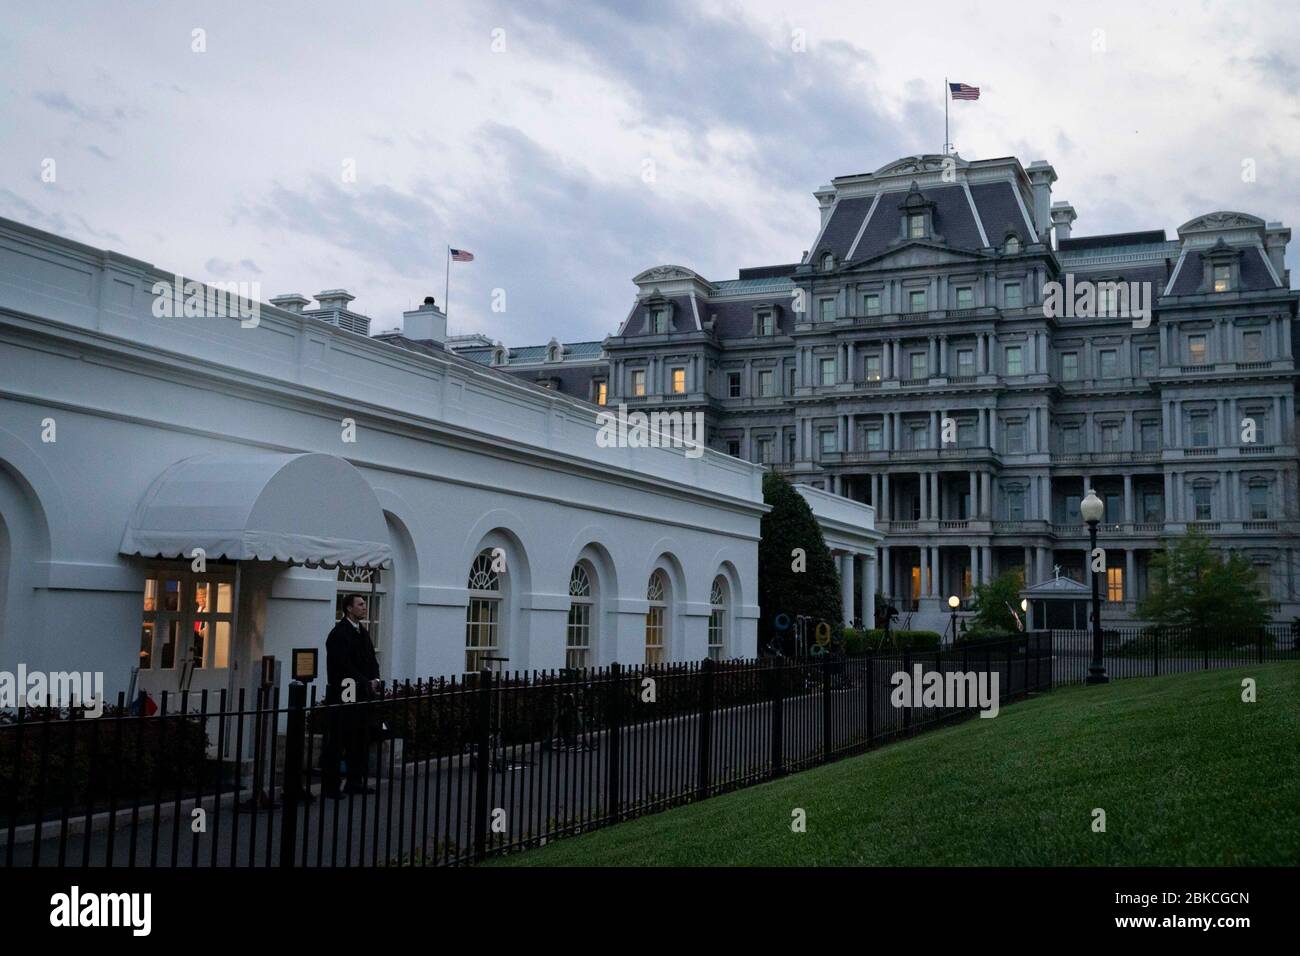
[120,452,392,568]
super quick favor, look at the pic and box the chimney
[1050,202,1077,248]
[1025,161,1058,242]
[270,293,310,313]
[314,289,356,313]
[402,295,447,342]
[308,289,370,335]
[1265,222,1291,286]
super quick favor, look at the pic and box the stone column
[1124,474,1134,523]
[1125,549,1136,604]
[882,475,891,521]
[981,545,993,584]
[919,471,929,520]
[881,545,892,598]
[981,472,992,518]
[840,553,855,625]
[969,472,978,518]
[862,553,877,629]
[1024,546,1033,583]
[969,545,979,593]
[932,471,941,520]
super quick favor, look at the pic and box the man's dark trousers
[321,617,381,794]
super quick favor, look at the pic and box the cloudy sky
[2,0,1297,344]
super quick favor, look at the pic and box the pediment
[850,240,987,271]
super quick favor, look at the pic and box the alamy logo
[596,403,705,459]
[1042,275,1152,328]
[890,665,1000,718]
[0,665,104,716]
[50,886,151,936]
[151,272,261,327]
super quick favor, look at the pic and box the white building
[0,217,878,701]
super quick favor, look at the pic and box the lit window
[140,570,234,673]
[908,290,927,313]
[819,357,836,386]
[956,287,974,309]
[1213,265,1232,293]
[1255,563,1272,597]
[865,355,882,381]
[1004,283,1023,309]
[1099,350,1118,378]
[1107,567,1124,603]
[595,381,607,405]
[708,576,728,661]
[465,551,502,672]
[1061,352,1079,380]
[758,369,775,396]
[632,369,646,396]
[566,564,593,669]
[863,293,882,316]
[1188,335,1208,365]
[672,368,686,394]
[645,571,668,665]
[1005,346,1023,376]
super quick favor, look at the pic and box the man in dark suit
[321,593,381,797]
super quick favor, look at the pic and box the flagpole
[943,76,949,154]
[444,244,450,328]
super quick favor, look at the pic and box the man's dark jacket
[325,618,380,704]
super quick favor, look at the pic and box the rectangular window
[1004,283,1023,308]
[644,606,664,665]
[819,430,836,456]
[1107,567,1124,603]
[957,420,976,447]
[1255,564,1272,597]
[819,357,836,386]
[652,309,669,333]
[1062,427,1081,455]
[1193,484,1212,521]
[1007,489,1025,521]
[908,289,927,312]
[908,213,925,238]
[595,381,607,405]
[726,439,740,458]
[727,372,741,398]
[957,349,975,376]
[632,370,646,397]
[1249,483,1269,519]
[863,293,882,316]
[1141,492,1162,522]
[865,355,882,381]
[671,368,686,394]
[786,433,796,462]
[1213,265,1231,293]
[465,597,499,672]
[1101,424,1121,453]
[1191,414,1211,448]
[909,352,927,380]
[566,601,591,670]
[1188,335,1207,365]
[866,428,883,451]
[707,609,725,661]
[1061,352,1079,380]
[910,423,928,450]
[1099,350,1118,378]
[756,438,773,463]
[956,287,974,309]
[1065,496,1081,523]
[1139,347,1157,377]
[1243,330,1263,361]
[788,367,797,394]
[758,369,774,396]
[1006,421,1026,453]
[1005,346,1023,376]
[758,312,775,335]
[1140,421,1159,452]
[819,298,837,322]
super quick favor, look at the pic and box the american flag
[949,82,980,101]
[450,248,474,262]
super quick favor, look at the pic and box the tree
[968,570,1024,634]
[1138,527,1270,637]
[757,472,842,653]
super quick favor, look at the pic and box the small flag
[949,82,980,101]
[450,248,475,262]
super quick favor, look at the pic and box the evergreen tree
[757,472,842,653]
[1138,527,1270,636]
[969,570,1024,634]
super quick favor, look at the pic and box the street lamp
[947,594,960,642]
[1081,488,1109,684]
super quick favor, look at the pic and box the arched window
[1004,235,1021,254]
[707,576,728,660]
[465,550,501,672]
[492,347,507,366]
[645,570,667,665]
[820,252,834,272]
[566,564,593,669]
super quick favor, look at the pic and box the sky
[2,0,1298,344]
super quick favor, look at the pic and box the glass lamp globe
[1080,489,1104,524]
[948,594,961,609]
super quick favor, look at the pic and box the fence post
[902,649,911,733]
[278,680,307,868]
[606,662,623,824]
[696,659,714,801]
[865,654,874,745]
[769,660,785,777]
[473,668,493,863]
[821,654,832,762]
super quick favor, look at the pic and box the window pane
[159,620,179,669]
[216,582,233,614]
[213,621,231,669]
[162,580,181,613]
[1062,353,1078,380]
[143,578,158,612]
[1005,284,1022,308]
[189,622,208,670]
[1006,347,1022,375]
[139,622,154,670]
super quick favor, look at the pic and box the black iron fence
[1,634,1051,867]
[1048,623,1299,685]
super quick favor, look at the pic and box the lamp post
[947,594,960,642]
[1081,488,1109,684]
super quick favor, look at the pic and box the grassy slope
[498,664,1300,866]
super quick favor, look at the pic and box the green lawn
[497,664,1300,866]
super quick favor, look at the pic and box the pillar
[980,472,992,518]
[840,553,855,625]
[968,546,978,594]
[881,545,892,598]
[1125,549,1136,604]
[919,471,929,520]
[862,553,877,629]
[1123,474,1134,523]
[981,545,993,584]
[969,472,978,519]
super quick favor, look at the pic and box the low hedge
[843,629,942,654]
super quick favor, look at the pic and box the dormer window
[820,252,834,272]
[1213,265,1232,293]
[492,347,508,366]
[758,311,775,335]
[908,213,925,239]
[1004,235,1021,254]
[547,344,561,362]
[652,308,670,333]
[898,182,938,243]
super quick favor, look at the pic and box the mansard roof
[1169,246,1281,295]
